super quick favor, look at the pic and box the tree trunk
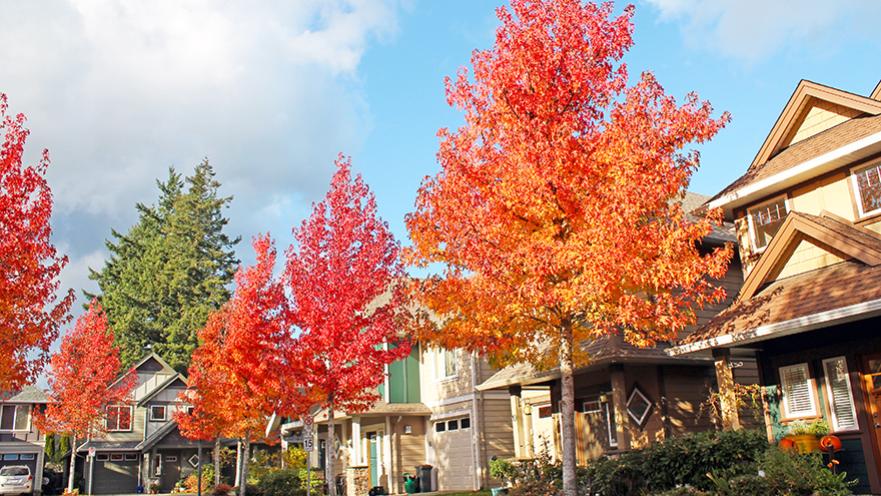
[327,398,336,496]
[67,434,77,493]
[234,440,242,487]
[214,438,221,486]
[559,326,577,496]
[239,436,251,496]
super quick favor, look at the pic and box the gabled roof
[671,213,881,354]
[737,212,881,301]
[750,80,881,168]
[111,353,177,390]
[872,80,881,101]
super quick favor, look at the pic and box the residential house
[476,192,758,464]
[280,345,514,495]
[0,386,50,494]
[77,353,206,494]
[669,79,881,494]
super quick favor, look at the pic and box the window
[779,363,817,418]
[626,387,653,426]
[434,417,469,433]
[852,163,881,217]
[435,421,446,433]
[460,417,471,429]
[747,197,788,251]
[2,454,19,461]
[110,454,124,462]
[448,419,459,431]
[150,405,167,421]
[823,357,858,431]
[153,454,162,476]
[19,454,35,461]
[96,454,109,462]
[188,454,201,468]
[125,453,138,461]
[437,349,459,379]
[0,466,27,476]
[0,404,30,431]
[165,455,178,463]
[106,405,133,431]
[602,402,618,448]
[536,405,552,419]
[583,400,601,414]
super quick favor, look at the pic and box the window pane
[447,419,459,431]
[823,357,859,431]
[13,405,29,431]
[435,422,446,433]
[603,403,617,447]
[444,350,458,377]
[749,198,788,249]
[460,417,471,429]
[151,406,166,420]
[856,165,881,214]
[0,405,15,430]
[537,406,552,419]
[780,364,816,417]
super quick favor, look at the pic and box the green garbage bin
[403,473,419,494]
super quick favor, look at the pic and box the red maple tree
[35,300,134,492]
[285,155,410,496]
[181,235,293,495]
[405,1,731,493]
[0,93,73,391]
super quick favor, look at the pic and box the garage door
[91,454,138,495]
[432,417,474,491]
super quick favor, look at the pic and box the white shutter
[780,363,817,418]
[823,357,859,431]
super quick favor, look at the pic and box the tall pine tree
[89,160,239,370]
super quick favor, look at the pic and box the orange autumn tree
[405,1,731,493]
[0,93,73,391]
[35,300,134,493]
[183,235,291,496]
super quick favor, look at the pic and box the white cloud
[0,0,404,298]
[643,0,881,62]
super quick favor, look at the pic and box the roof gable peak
[750,80,881,168]
[738,211,881,302]
[872,80,881,101]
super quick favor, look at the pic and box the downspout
[470,352,485,490]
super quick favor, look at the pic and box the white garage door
[432,416,474,491]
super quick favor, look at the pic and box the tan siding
[789,100,861,145]
[103,406,146,442]
[774,239,847,281]
[482,397,514,461]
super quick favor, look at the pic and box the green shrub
[786,419,830,437]
[580,429,769,494]
[256,469,305,496]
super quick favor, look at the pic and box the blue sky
[1,0,880,306]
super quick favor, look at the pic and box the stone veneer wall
[346,465,370,496]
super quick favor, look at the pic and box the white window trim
[779,363,818,419]
[583,400,602,414]
[851,162,881,218]
[106,405,134,432]
[603,402,618,448]
[436,349,459,382]
[746,195,789,253]
[822,356,859,432]
[626,387,653,425]
[0,404,31,432]
[150,405,167,422]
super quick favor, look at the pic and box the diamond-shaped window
[188,454,200,468]
[626,386,652,426]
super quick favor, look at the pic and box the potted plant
[489,457,515,495]
[783,419,829,453]
[148,480,161,494]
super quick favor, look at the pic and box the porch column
[713,348,742,431]
[508,385,525,458]
[351,417,362,466]
[522,400,534,459]
[610,365,631,450]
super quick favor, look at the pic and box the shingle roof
[678,261,881,348]
[712,114,881,202]
[0,386,49,404]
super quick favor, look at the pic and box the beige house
[0,386,50,494]
[670,78,881,494]
[281,345,514,495]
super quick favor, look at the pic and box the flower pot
[787,434,820,453]
[491,488,509,496]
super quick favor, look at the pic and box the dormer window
[852,162,881,217]
[150,405,167,421]
[747,196,789,252]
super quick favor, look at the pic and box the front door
[159,452,181,492]
[368,432,380,488]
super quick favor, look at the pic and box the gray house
[77,353,207,494]
[0,386,50,494]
